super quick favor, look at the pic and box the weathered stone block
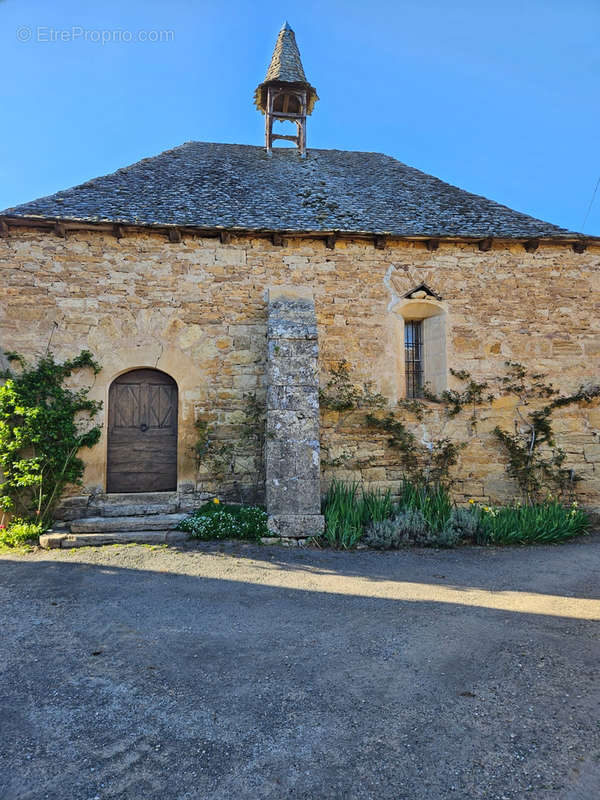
[267,357,319,386]
[53,495,92,521]
[267,384,319,412]
[266,477,321,515]
[267,318,318,340]
[214,248,247,267]
[268,339,318,359]
[266,439,320,481]
[584,443,600,462]
[267,411,319,440]
[39,533,67,549]
[267,514,325,538]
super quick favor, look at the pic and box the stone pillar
[266,287,325,539]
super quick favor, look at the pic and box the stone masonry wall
[1,228,599,510]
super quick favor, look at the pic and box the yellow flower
[213,497,220,505]
[468,498,475,504]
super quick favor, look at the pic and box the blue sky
[1,0,599,234]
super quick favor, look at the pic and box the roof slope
[1,142,576,238]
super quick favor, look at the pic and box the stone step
[40,530,188,549]
[90,502,180,517]
[70,513,187,534]
[54,492,183,522]
[102,492,179,505]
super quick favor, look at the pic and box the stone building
[1,22,599,542]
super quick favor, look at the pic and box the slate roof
[254,22,318,114]
[1,141,579,239]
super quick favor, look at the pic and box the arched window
[396,285,447,398]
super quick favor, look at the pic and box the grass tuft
[322,481,393,548]
[477,501,588,545]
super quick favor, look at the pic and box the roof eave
[1,214,596,247]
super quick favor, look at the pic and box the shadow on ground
[1,539,599,799]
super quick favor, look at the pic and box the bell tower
[254,22,318,156]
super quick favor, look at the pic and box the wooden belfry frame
[255,23,317,158]
[265,85,308,155]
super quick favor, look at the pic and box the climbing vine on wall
[191,392,267,502]
[319,360,386,412]
[0,350,102,526]
[239,392,268,500]
[319,359,463,487]
[319,359,387,470]
[491,363,600,504]
[190,418,235,488]
[365,412,465,488]
[424,368,496,421]
[320,359,600,503]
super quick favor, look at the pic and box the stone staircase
[40,492,190,549]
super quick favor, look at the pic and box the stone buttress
[265,287,325,538]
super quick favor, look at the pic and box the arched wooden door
[107,369,178,493]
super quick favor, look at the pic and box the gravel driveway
[1,538,599,800]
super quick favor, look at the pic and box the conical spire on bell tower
[254,22,318,156]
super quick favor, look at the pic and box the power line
[582,174,600,232]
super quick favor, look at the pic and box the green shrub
[0,519,43,548]
[397,480,453,532]
[178,501,268,541]
[364,506,480,549]
[439,507,482,546]
[324,479,462,548]
[363,499,586,549]
[477,500,588,545]
[322,480,393,548]
[364,509,430,549]
[0,351,102,526]
[322,479,586,550]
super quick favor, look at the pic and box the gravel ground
[1,537,599,800]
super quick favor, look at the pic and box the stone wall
[1,227,599,510]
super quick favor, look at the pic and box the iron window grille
[405,320,424,398]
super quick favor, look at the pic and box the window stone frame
[394,297,448,397]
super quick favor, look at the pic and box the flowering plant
[178,503,268,541]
